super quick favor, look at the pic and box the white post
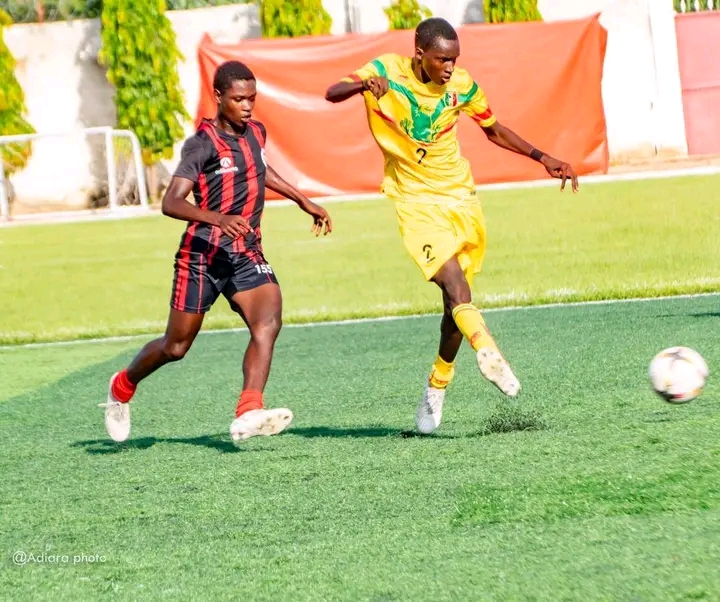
[130,135,149,210]
[114,130,149,209]
[646,0,689,156]
[105,129,118,212]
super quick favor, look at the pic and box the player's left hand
[301,201,332,236]
[541,156,579,192]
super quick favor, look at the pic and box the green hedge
[484,0,542,23]
[99,0,189,168]
[674,0,720,10]
[385,0,431,30]
[260,0,332,38]
[0,9,34,178]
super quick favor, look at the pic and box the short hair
[213,61,255,93]
[415,17,458,50]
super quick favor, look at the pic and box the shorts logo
[215,155,239,175]
[260,148,267,166]
[423,244,435,263]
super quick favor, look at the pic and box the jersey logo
[393,87,459,144]
[369,58,478,143]
[215,155,239,175]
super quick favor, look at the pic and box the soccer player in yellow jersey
[325,18,578,434]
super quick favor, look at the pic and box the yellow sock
[452,303,498,352]
[428,356,455,390]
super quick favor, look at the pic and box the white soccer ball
[649,346,709,404]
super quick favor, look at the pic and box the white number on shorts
[255,263,274,274]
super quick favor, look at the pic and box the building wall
[540,0,687,162]
[3,4,259,206]
[2,0,687,206]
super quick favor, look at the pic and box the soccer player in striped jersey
[326,18,578,434]
[102,61,332,444]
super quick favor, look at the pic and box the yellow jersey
[343,53,497,204]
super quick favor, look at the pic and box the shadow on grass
[654,311,720,320]
[289,406,548,441]
[288,426,406,439]
[74,427,463,451]
[73,412,548,453]
[72,433,244,455]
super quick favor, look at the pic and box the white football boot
[99,372,131,442]
[416,385,447,434]
[476,347,521,397]
[230,408,294,442]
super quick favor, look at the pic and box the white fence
[0,127,148,222]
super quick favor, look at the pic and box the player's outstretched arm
[161,176,251,238]
[481,121,579,192]
[325,77,389,103]
[265,165,332,236]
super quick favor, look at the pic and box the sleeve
[340,57,383,84]
[460,80,497,128]
[173,135,210,183]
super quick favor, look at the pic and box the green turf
[1,175,719,344]
[1,295,719,599]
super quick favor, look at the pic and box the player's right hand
[217,214,252,239]
[363,77,389,100]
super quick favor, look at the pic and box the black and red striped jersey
[173,118,267,253]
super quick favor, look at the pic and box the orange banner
[196,15,608,198]
[675,12,720,156]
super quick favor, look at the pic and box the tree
[99,0,189,202]
[384,0,432,30]
[260,0,332,38]
[0,9,34,182]
[484,0,542,23]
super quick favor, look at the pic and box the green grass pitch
[1,173,719,599]
[1,295,719,599]
[0,174,719,345]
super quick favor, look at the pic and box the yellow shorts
[394,198,487,283]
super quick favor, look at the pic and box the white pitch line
[1,292,717,352]
[3,165,720,228]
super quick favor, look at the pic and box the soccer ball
[649,346,709,404]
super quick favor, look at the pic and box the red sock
[235,390,264,418]
[111,369,136,403]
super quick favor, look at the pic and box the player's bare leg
[432,256,520,397]
[127,310,206,382]
[102,310,205,442]
[437,291,464,364]
[228,283,293,441]
[416,291,464,433]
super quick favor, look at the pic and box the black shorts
[170,246,279,314]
